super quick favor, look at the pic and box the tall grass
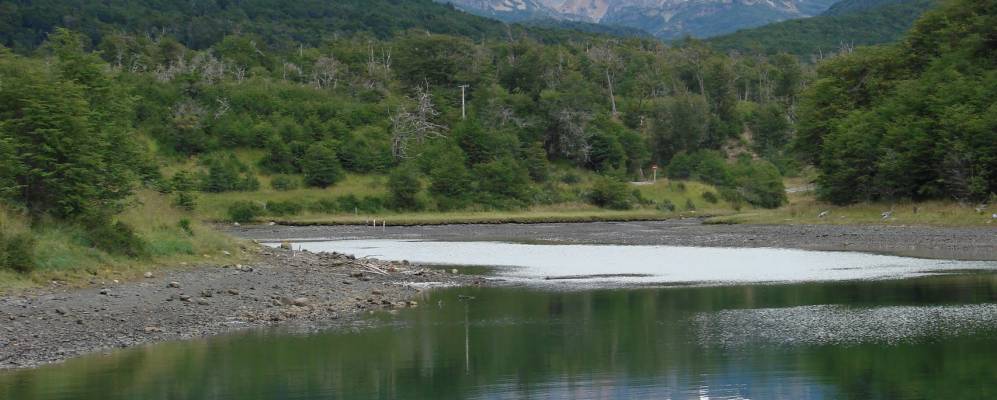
[0,191,248,293]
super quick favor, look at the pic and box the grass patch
[0,191,251,294]
[709,195,996,227]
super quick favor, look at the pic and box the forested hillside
[707,0,937,57]
[0,0,606,53]
[1,0,803,274]
[798,0,996,204]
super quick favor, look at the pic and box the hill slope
[0,0,619,53]
[707,0,938,57]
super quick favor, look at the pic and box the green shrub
[270,175,299,191]
[561,172,582,184]
[178,218,194,236]
[266,200,303,216]
[588,177,634,210]
[227,201,264,222]
[685,199,696,211]
[702,191,719,204]
[84,220,148,258]
[173,191,197,211]
[473,157,532,208]
[0,232,36,273]
[387,165,423,211]
[657,199,676,212]
[200,153,260,192]
[302,141,345,188]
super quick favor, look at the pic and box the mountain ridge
[439,0,839,39]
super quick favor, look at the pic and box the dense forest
[0,0,995,272]
[798,0,997,204]
[708,0,937,57]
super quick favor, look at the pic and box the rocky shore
[0,246,480,370]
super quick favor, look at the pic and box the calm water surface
[3,241,997,400]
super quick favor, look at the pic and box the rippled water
[3,242,997,400]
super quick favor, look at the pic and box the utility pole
[458,84,469,120]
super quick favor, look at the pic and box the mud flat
[227,219,997,261]
[0,247,479,369]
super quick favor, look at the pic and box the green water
[3,273,997,399]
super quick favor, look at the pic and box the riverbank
[0,246,478,370]
[227,219,997,261]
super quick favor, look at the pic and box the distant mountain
[821,0,913,16]
[439,0,840,39]
[706,0,938,58]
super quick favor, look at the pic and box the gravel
[0,247,480,370]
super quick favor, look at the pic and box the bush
[200,154,260,193]
[302,141,345,188]
[173,191,197,211]
[473,157,532,208]
[265,200,303,216]
[702,191,719,204]
[588,177,634,210]
[269,175,299,191]
[730,159,787,209]
[657,199,676,212]
[178,218,194,236]
[561,172,582,184]
[685,199,696,211]
[387,165,423,211]
[84,220,148,258]
[228,201,264,222]
[0,232,36,273]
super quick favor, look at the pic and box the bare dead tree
[214,97,231,119]
[311,56,344,89]
[587,43,623,117]
[552,110,593,163]
[390,87,448,159]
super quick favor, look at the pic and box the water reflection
[3,273,996,399]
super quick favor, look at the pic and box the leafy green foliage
[801,0,997,204]
[83,220,148,258]
[199,154,260,193]
[227,201,264,223]
[708,0,938,57]
[588,178,636,210]
[0,231,36,273]
[0,30,137,219]
[302,142,345,189]
[387,165,424,211]
[269,175,300,191]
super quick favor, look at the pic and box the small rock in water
[280,241,292,250]
[143,272,154,279]
[143,326,162,333]
[268,221,277,226]
[54,308,68,316]
[167,282,181,288]
[99,289,110,296]
[227,289,240,296]
[196,299,210,306]
[201,290,213,298]
[233,222,240,226]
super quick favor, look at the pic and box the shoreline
[0,247,479,370]
[3,219,994,370]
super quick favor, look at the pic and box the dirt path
[0,247,478,369]
[227,219,997,261]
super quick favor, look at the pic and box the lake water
[3,241,997,399]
